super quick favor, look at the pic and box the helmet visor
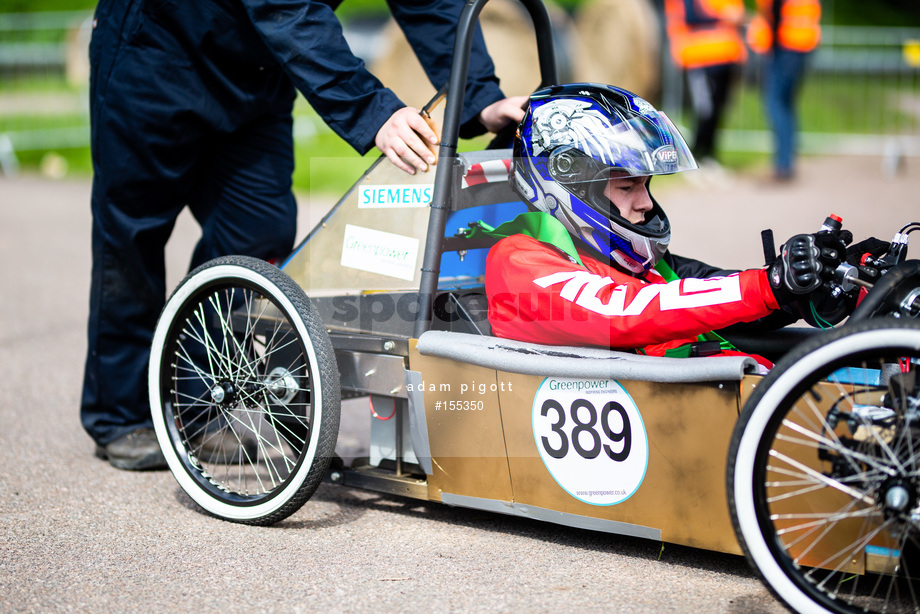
[546,110,696,184]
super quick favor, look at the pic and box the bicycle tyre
[149,256,340,525]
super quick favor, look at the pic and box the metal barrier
[662,24,920,166]
[0,10,93,175]
[1,11,919,176]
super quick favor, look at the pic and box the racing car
[146,0,920,612]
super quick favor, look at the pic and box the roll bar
[414,0,558,337]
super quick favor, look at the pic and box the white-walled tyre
[149,256,340,525]
[728,319,920,614]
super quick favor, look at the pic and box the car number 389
[532,378,649,506]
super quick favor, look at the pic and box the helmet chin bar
[573,225,651,274]
[572,185,671,275]
[612,250,649,274]
[610,219,668,274]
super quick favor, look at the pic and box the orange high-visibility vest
[665,0,748,69]
[747,0,821,54]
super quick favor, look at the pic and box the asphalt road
[1,156,917,613]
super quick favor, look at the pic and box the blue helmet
[512,83,697,273]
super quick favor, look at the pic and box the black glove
[769,233,844,305]
[813,232,847,272]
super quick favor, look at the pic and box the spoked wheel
[149,256,340,525]
[728,319,920,614]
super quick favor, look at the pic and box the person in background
[85,0,525,470]
[664,0,747,179]
[747,0,822,181]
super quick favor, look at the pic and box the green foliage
[292,133,372,194]
[0,0,95,12]
[333,0,920,27]
[332,0,391,20]
[825,0,920,27]
[5,0,920,26]
[721,73,920,136]
[14,147,93,175]
[4,0,920,187]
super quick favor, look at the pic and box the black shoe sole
[95,445,168,471]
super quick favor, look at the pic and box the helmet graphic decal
[531,100,617,165]
[631,95,655,115]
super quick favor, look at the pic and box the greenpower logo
[547,379,610,392]
[340,225,420,281]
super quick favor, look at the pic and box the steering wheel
[846,259,920,324]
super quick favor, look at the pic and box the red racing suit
[485,234,781,360]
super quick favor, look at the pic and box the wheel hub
[885,484,910,512]
[210,381,236,405]
[879,477,918,522]
[266,367,298,405]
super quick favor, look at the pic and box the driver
[485,83,844,368]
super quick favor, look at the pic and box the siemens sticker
[340,225,420,281]
[358,184,433,208]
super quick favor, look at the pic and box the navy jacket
[93,0,505,154]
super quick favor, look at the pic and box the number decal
[570,399,602,460]
[602,401,631,462]
[540,399,568,459]
[538,398,632,462]
[533,378,648,506]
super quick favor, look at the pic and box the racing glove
[769,233,844,305]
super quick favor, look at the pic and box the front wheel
[728,319,920,614]
[149,256,340,525]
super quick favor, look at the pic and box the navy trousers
[686,63,737,161]
[82,0,298,445]
[765,48,810,176]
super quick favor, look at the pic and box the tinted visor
[546,111,696,183]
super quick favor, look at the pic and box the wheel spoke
[769,449,877,506]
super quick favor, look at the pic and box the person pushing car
[84,0,525,470]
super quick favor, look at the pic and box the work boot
[95,428,168,471]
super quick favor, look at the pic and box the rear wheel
[149,256,340,525]
[728,319,920,613]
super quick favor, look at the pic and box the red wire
[370,396,397,420]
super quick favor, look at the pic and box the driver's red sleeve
[485,234,779,355]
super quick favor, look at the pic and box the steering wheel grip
[846,259,920,324]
